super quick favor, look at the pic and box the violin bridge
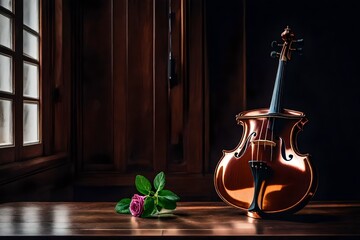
[251,139,276,147]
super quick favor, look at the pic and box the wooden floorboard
[0,201,359,239]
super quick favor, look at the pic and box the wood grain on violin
[214,27,317,218]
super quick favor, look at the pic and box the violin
[214,26,317,218]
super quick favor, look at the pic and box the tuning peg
[270,51,280,58]
[293,39,304,45]
[290,47,303,56]
[271,40,283,48]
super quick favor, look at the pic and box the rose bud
[129,194,146,217]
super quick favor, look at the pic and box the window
[0,0,42,164]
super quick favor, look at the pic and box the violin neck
[269,60,286,114]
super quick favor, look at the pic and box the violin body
[214,27,317,218]
[214,108,317,218]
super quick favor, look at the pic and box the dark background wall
[244,0,360,200]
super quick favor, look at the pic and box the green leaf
[115,198,131,214]
[158,196,177,210]
[141,197,156,218]
[158,189,180,201]
[153,171,165,191]
[135,175,152,195]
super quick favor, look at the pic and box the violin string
[251,139,254,163]
[270,118,275,161]
[257,118,266,162]
[264,118,270,150]
[252,126,255,166]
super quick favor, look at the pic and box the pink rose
[130,194,146,217]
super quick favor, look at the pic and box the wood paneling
[0,153,72,202]
[82,0,113,167]
[126,0,154,170]
[168,0,185,168]
[72,0,246,200]
[113,0,127,172]
[184,0,204,173]
[74,0,193,172]
[153,0,169,172]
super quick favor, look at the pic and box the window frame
[0,0,44,164]
[0,0,71,190]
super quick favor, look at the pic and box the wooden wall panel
[153,0,169,172]
[184,0,204,173]
[168,0,186,171]
[74,0,216,173]
[126,0,154,171]
[72,0,246,200]
[82,0,113,167]
[113,0,127,172]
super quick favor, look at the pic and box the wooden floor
[0,201,359,239]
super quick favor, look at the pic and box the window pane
[23,30,39,60]
[0,99,13,146]
[23,102,39,144]
[23,0,39,32]
[0,54,12,93]
[0,13,12,49]
[0,0,12,12]
[23,62,39,98]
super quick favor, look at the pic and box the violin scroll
[270,26,304,60]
